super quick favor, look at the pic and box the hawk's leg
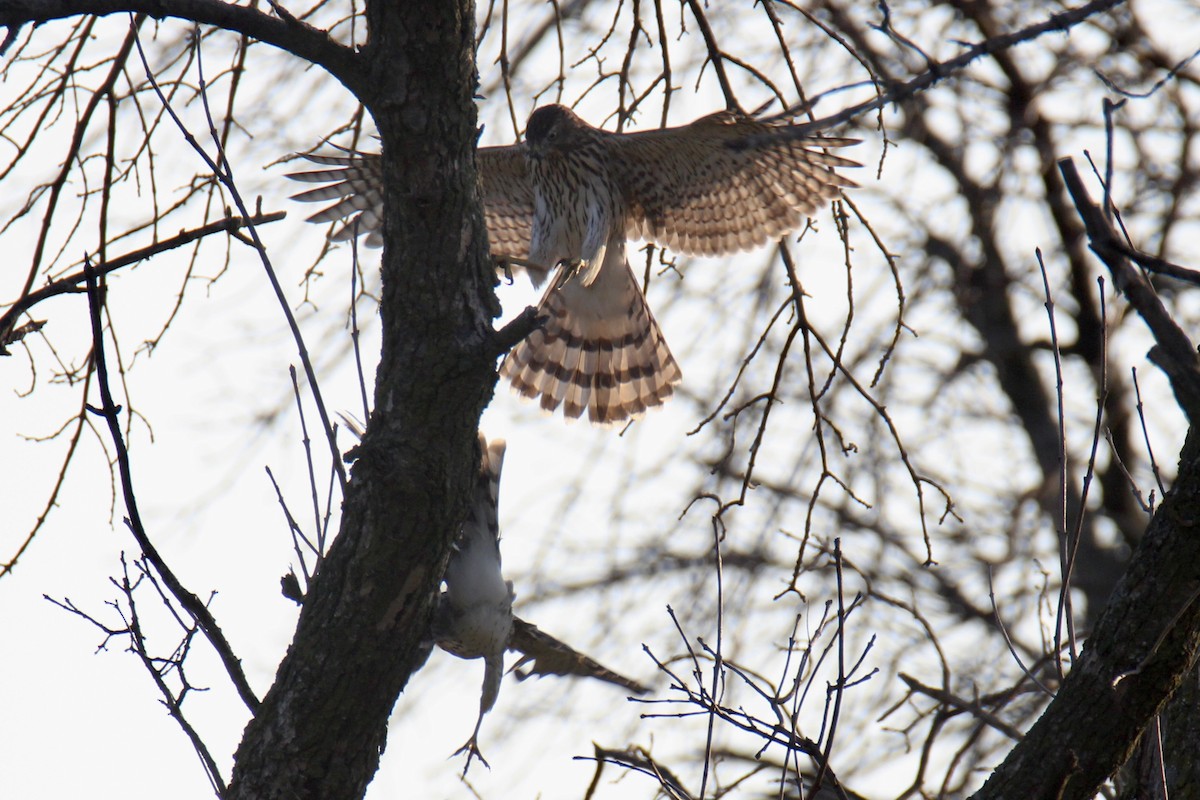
[558,257,585,283]
[492,255,553,285]
[555,252,604,287]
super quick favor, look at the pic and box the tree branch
[83,260,261,715]
[971,426,1200,800]
[970,155,1200,800]
[0,212,285,351]
[757,0,1127,135]
[1058,156,1200,424]
[490,305,541,356]
[0,0,365,97]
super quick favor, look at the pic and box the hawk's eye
[547,129,559,141]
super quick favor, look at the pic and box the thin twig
[83,258,259,714]
[0,212,284,350]
[131,21,347,490]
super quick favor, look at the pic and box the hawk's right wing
[478,145,534,261]
[287,145,534,261]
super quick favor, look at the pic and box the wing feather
[287,145,534,260]
[508,616,649,694]
[613,112,859,256]
[478,145,534,261]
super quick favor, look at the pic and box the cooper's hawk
[290,104,857,423]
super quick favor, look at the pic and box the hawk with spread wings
[291,105,857,424]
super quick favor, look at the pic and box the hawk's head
[524,104,588,159]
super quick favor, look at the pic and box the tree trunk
[1119,668,1200,800]
[972,428,1200,800]
[1161,667,1200,797]
[225,1,497,798]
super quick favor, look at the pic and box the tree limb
[0,0,365,97]
[1058,156,1200,424]
[82,261,261,715]
[0,212,285,351]
[757,0,1127,135]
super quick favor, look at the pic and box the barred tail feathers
[500,261,681,424]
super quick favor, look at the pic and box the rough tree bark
[224,1,499,798]
[1159,671,1200,797]
[972,426,1200,800]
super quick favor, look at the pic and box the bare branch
[0,0,364,95]
[0,212,285,351]
[1059,157,1200,423]
[82,259,260,714]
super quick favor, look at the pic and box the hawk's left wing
[613,112,859,257]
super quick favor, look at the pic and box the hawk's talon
[558,257,585,284]
[491,254,515,285]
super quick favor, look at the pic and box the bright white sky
[2,2,1197,798]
